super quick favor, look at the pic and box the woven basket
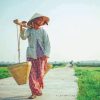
[8,62,31,85]
[45,63,52,75]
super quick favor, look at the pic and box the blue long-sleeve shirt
[20,28,50,59]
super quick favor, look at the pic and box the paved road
[0,67,78,100]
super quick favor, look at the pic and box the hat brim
[27,16,49,26]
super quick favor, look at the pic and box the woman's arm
[13,19,29,40]
[20,25,27,40]
[43,29,51,58]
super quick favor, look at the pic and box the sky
[0,0,100,62]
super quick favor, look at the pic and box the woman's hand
[13,19,27,27]
[42,55,48,60]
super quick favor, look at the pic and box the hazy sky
[0,0,100,62]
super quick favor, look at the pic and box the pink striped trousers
[27,57,47,95]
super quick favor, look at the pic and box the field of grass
[75,67,100,100]
[0,67,11,79]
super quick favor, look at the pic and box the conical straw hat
[27,13,49,26]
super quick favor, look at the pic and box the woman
[20,13,50,99]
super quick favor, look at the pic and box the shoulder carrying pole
[14,19,27,63]
[16,24,20,63]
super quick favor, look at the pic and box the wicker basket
[45,63,52,75]
[8,62,31,85]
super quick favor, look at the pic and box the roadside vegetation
[75,67,100,100]
[0,67,11,79]
[52,62,66,68]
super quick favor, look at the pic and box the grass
[52,65,66,69]
[75,67,100,100]
[0,67,11,79]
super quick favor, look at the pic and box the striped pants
[27,57,47,95]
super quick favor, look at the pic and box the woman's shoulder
[40,28,47,34]
[40,27,44,31]
[26,28,32,32]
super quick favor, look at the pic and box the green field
[75,67,100,100]
[0,67,11,79]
